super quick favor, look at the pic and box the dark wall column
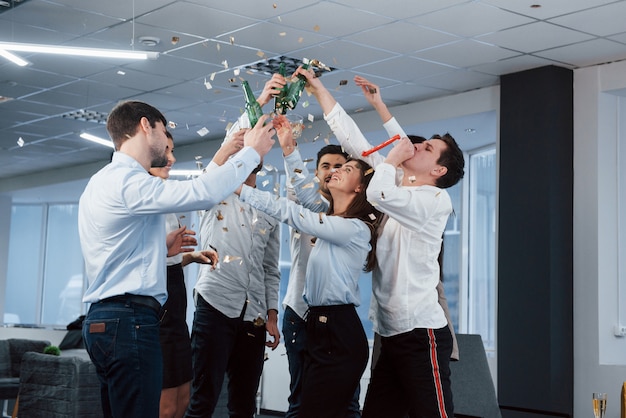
[498,65,573,418]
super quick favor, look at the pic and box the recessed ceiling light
[139,36,160,47]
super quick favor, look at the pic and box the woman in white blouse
[237,115,381,418]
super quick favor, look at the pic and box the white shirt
[79,148,260,305]
[325,103,450,336]
[166,213,183,266]
[240,185,370,307]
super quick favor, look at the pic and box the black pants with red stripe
[362,326,454,418]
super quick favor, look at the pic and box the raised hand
[243,114,276,158]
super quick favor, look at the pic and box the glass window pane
[467,149,497,351]
[6,205,44,324]
[41,204,85,326]
[443,182,462,332]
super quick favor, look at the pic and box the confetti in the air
[222,60,229,69]
[204,78,213,90]
[368,213,377,220]
[171,37,179,45]
[339,80,348,86]
[168,121,177,129]
[197,127,210,137]
[223,255,242,264]
[17,137,24,147]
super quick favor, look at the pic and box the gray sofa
[0,338,51,416]
[17,350,102,418]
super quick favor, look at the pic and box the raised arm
[240,185,368,246]
[274,114,327,211]
[293,67,385,168]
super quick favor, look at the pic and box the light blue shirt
[240,185,371,307]
[79,148,260,305]
[281,148,329,318]
[195,193,280,321]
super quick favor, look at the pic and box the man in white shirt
[78,101,275,418]
[295,68,465,418]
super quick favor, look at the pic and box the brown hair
[327,158,382,272]
[106,101,167,150]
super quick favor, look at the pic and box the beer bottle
[274,62,288,115]
[283,62,310,110]
[242,80,263,127]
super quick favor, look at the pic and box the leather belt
[98,294,161,313]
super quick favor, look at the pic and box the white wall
[574,60,626,418]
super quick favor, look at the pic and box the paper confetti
[197,127,209,137]
[168,121,177,129]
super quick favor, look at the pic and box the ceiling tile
[481,0,618,19]
[549,2,626,37]
[535,39,626,67]
[414,40,519,68]
[410,2,535,38]
[334,0,468,19]
[345,22,459,54]
[356,56,456,84]
[470,54,560,76]
[295,39,398,69]
[275,2,394,38]
[477,21,594,52]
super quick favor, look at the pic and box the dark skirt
[159,263,193,388]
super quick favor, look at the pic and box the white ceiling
[1,0,626,181]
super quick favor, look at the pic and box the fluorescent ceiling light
[0,49,30,66]
[0,42,159,60]
[80,132,114,148]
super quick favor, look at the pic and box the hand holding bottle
[244,114,275,158]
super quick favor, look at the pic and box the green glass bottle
[274,62,288,115]
[283,62,310,111]
[242,80,263,127]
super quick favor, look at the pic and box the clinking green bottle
[283,62,310,111]
[242,80,263,127]
[274,62,288,115]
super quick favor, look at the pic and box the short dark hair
[316,144,348,169]
[432,133,464,189]
[106,101,167,150]
[408,135,427,144]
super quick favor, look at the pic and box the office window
[5,205,44,324]
[466,148,497,351]
[5,203,85,326]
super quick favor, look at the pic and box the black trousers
[362,326,454,418]
[185,295,266,418]
[298,304,368,418]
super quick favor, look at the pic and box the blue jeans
[82,299,162,418]
[283,306,362,418]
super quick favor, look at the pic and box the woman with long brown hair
[237,114,381,417]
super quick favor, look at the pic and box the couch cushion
[18,351,102,417]
[0,340,11,377]
[7,339,50,377]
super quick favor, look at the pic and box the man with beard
[78,100,275,418]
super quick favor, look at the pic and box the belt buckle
[253,315,266,327]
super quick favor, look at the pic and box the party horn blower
[361,134,401,157]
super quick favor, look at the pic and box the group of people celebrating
[78,63,465,418]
